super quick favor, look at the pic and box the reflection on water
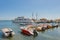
[0,20,60,40]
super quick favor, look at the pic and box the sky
[0,0,60,20]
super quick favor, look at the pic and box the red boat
[20,26,34,36]
[21,29,33,36]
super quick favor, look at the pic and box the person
[33,29,38,37]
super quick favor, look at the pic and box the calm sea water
[0,20,60,40]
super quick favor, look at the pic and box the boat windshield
[5,31,12,33]
[6,32,9,33]
[10,31,13,32]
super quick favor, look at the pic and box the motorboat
[20,27,34,36]
[52,23,58,27]
[1,28,15,37]
[36,24,48,31]
[36,24,53,31]
[20,25,38,36]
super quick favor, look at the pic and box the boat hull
[21,29,32,36]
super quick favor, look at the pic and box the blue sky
[0,0,60,20]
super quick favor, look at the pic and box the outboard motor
[33,30,38,37]
[42,27,46,31]
[9,31,12,37]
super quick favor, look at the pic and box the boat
[36,24,53,31]
[47,24,53,29]
[36,27,43,31]
[36,24,48,31]
[1,28,15,37]
[52,23,58,27]
[13,17,34,25]
[20,25,38,36]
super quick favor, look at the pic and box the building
[39,18,48,23]
[55,19,60,23]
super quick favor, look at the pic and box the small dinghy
[1,28,15,37]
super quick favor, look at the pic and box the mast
[36,13,38,20]
[32,12,34,19]
[35,13,38,26]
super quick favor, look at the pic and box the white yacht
[13,16,34,25]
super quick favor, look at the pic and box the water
[0,20,60,40]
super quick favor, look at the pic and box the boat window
[24,19,26,20]
[6,32,9,33]
[10,31,13,32]
[18,19,22,20]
